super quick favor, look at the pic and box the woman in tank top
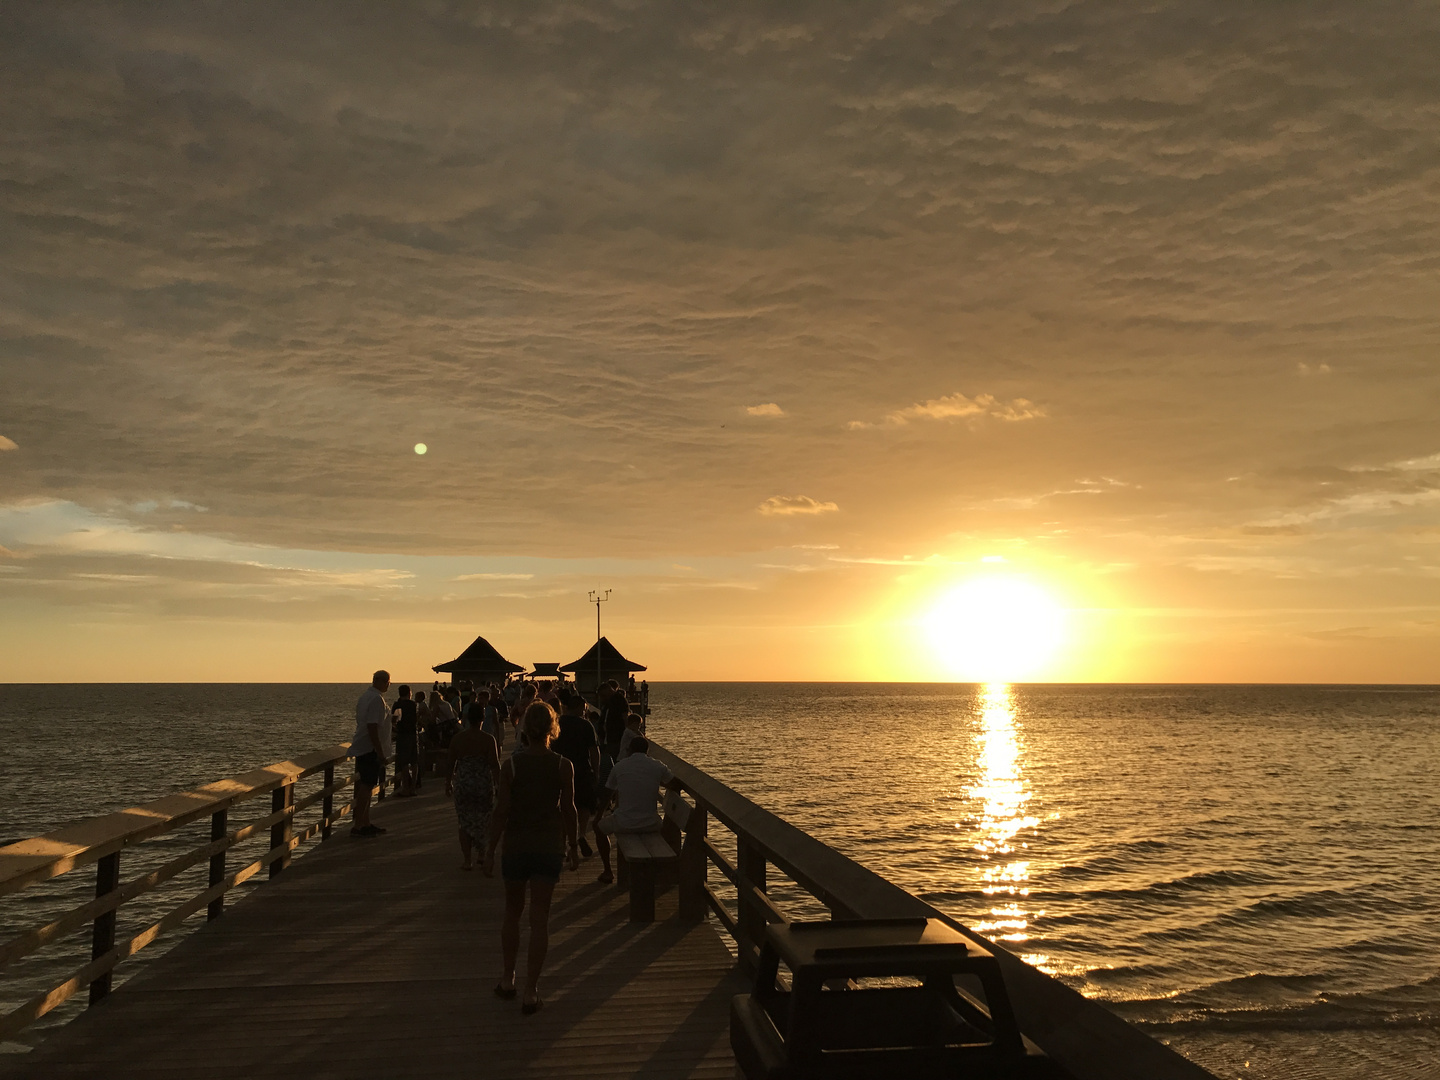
[485,701,578,1014]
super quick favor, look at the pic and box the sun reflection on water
[966,683,1049,970]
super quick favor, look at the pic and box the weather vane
[588,589,611,642]
[588,590,611,694]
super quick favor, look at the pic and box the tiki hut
[432,635,524,688]
[560,637,647,697]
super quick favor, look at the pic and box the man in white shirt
[350,670,392,837]
[600,738,673,834]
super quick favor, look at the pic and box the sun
[922,577,1066,682]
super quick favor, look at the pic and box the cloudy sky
[3,1,1439,682]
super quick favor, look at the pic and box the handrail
[0,744,355,1043]
[650,743,1217,1080]
[0,743,352,897]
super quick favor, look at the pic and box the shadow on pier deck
[2,787,743,1079]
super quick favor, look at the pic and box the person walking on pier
[477,688,505,748]
[431,690,458,748]
[446,702,501,870]
[350,670,392,837]
[413,690,432,789]
[554,691,612,881]
[391,685,420,797]
[486,701,580,1014]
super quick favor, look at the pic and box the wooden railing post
[88,851,121,1004]
[322,762,335,839]
[679,804,708,923]
[207,808,228,920]
[737,837,767,969]
[269,782,293,878]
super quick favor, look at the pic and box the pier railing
[0,744,354,1041]
[650,743,1216,1080]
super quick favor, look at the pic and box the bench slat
[617,832,677,861]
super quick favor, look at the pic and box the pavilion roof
[559,636,647,674]
[432,635,525,675]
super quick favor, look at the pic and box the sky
[3,1,1439,683]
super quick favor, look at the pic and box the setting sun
[922,577,1067,681]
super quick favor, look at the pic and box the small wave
[1047,840,1173,881]
[1081,963,1171,982]
[1232,883,1404,922]
[1131,1005,1440,1035]
[1038,867,1270,905]
[1112,972,1440,1034]
[1128,1013,1434,1036]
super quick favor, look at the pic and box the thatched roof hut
[432,635,524,686]
[560,637,646,695]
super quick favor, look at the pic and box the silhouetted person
[554,691,612,882]
[350,670,391,837]
[391,685,419,797]
[600,737,672,837]
[446,703,501,870]
[486,702,579,1014]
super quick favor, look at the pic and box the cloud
[454,572,535,581]
[849,393,1046,429]
[1297,362,1332,376]
[757,495,838,516]
[3,3,1440,681]
[745,403,785,417]
[0,436,16,451]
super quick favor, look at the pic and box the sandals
[495,982,542,1014]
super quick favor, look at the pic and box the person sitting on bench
[599,738,672,835]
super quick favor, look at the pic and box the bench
[615,789,691,922]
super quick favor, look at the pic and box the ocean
[2,682,1438,1079]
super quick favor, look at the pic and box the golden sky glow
[2,5,1440,682]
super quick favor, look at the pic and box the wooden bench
[614,789,691,922]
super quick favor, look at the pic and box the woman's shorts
[573,775,598,812]
[501,851,563,883]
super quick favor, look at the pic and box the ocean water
[2,682,1438,1079]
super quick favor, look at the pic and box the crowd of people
[349,670,668,1014]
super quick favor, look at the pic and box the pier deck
[3,786,743,1079]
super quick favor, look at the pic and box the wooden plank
[617,832,677,861]
[3,785,744,1079]
[0,745,352,897]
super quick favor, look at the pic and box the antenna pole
[587,589,610,698]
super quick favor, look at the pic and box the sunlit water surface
[3,682,1438,1080]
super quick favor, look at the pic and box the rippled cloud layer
[2,2,1439,679]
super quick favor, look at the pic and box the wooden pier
[0,741,1218,1080]
[2,785,741,1079]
